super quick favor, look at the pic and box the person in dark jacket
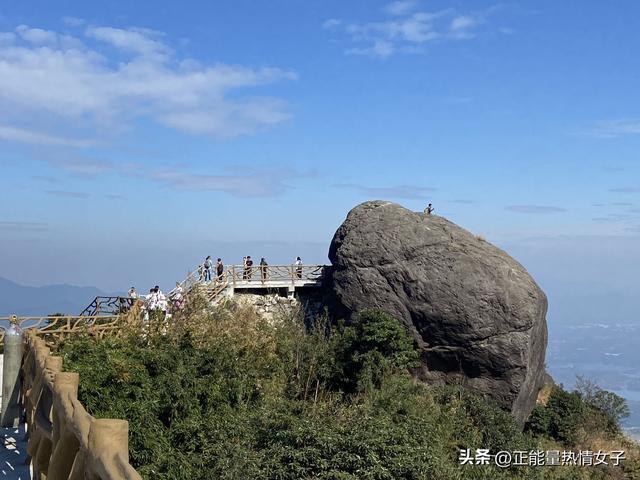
[216,258,224,279]
[245,256,254,281]
[260,257,268,282]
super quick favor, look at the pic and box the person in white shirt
[128,287,139,308]
[294,256,303,278]
[145,288,158,310]
[170,282,185,311]
[142,287,157,322]
[155,286,168,314]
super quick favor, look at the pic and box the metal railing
[78,296,134,316]
[224,264,326,284]
[178,264,328,304]
[181,264,327,287]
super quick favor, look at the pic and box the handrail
[174,264,329,305]
[22,326,142,479]
[0,311,139,345]
[79,296,133,317]
[181,264,327,286]
[1,265,329,340]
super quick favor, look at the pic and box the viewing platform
[184,264,330,304]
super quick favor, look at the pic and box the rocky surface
[232,293,301,324]
[231,291,325,325]
[327,201,548,426]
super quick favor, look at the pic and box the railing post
[2,315,23,427]
[86,419,132,477]
[49,372,81,480]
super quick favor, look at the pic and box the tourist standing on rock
[260,257,268,282]
[203,255,213,282]
[295,256,303,278]
[424,203,434,215]
[245,256,254,281]
[216,258,224,279]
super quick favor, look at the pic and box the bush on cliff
[56,301,635,479]
[576,376,631,435]
[526,381,631,445]
[326,309,420,393]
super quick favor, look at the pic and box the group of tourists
[126,255,306,320]
[200,255,304,282]
[199,256,225,282]
[128,283,185,320]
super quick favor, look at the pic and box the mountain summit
[327,201,548,425]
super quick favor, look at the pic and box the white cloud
[347,40,395,58]
[50,157,116,176]
[322,18,342,29]
[85,25,170,58]
[0,32,15,44]
[15,25,58,44]
[450,15,480,39]
[46,190,91,199]
[0,126,95,147]
[588,120,640,138]
[325,6,487,58]
[451,15,476,31]
[0,24,297,141]
[62,16,86,27]
[151,170,290,197]
[384,1,418,16]
[158,96,290,137]
[346,12,440,45]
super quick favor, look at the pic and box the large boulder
[327,201,548,426]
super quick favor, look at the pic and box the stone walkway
[0,425,30,479]
[0,357,31,479]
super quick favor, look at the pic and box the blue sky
[1,1,639,324]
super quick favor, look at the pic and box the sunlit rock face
[327,201,548,426]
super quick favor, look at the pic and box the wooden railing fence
[0,312,136,346]
[0,264,329,478]
[22,328,142,479]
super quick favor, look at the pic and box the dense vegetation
[56,298,639,479]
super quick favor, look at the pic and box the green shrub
[526,378,630,445]
[56,305,629,479]
[328,309,420,393]
[575,376,630,434]
[526,386,584,444]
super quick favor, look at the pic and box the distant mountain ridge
[0,276,117,316]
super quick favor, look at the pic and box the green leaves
[327,310,420,393]
[56,306,625,479]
